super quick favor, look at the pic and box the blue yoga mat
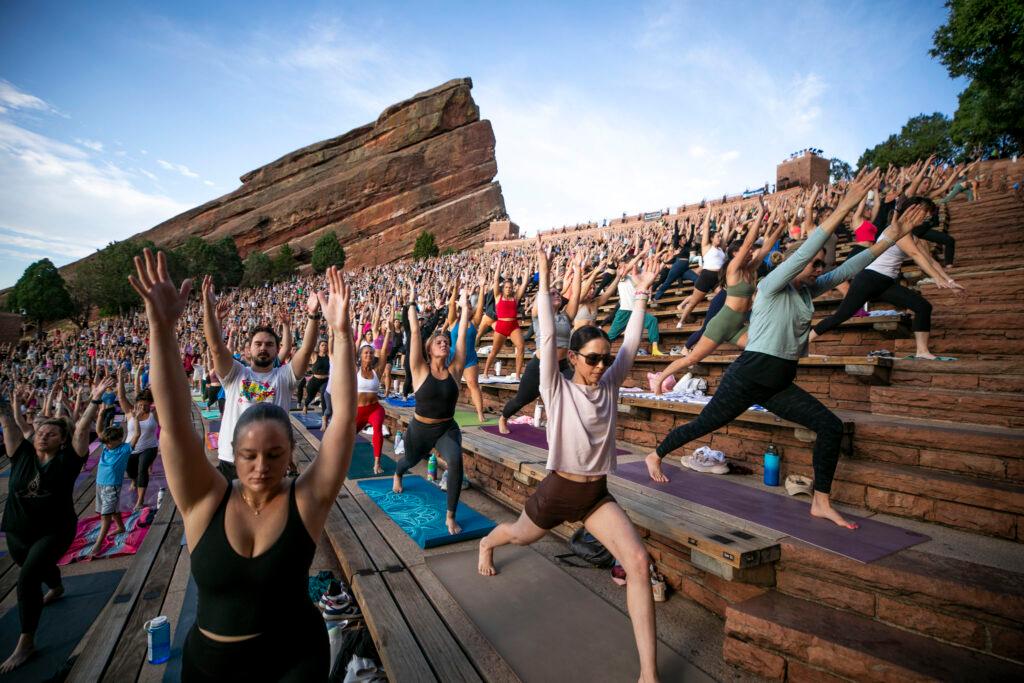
[293,412,324,428]
[386,396,416,408]
[359,476,496,548]
[0,570,125,683]
[347,441,396,480]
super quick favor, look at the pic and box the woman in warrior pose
[131,251,356,681]
[646,170,928,529]
[481,257,529,379]
[394,284,471,535]
[446,276,486,423]
[676,210,729,327]
[479,235,661,683]
[651,205,785,393]
[356,313,391,474]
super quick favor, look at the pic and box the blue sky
[0,0,963,287]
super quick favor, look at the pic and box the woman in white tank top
[676,209,733,326]
[117,367,160,511]
[355,319,391,474]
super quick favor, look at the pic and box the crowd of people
[0,156,988,678]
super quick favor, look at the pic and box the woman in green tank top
[650,204,785,394]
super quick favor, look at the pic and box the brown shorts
[524,472,616,530]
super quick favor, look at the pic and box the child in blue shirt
[90,425,131,557]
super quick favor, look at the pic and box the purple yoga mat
[615,461,928,563]
[482,424,629,455]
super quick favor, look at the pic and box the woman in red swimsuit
[482,255,529,380]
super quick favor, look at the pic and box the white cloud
[203,180,215,186]
[139,168,158,181]
[0,80,58,114]
[157,158,200,178]
[75,138,104,152]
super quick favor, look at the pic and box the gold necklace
[240,490,263,516]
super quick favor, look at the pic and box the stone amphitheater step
[846,411,1024,484]
[887,357,1024,394]
[831,459,1024,540]
[724,591,1024,682]
[869,384,1024,427]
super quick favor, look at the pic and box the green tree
[412,230,439,260]
[7,259,74,334]
[241,252,274,287]
[931,0,1024,156]
[829,158,853,183]
[311,231,346,273]
[76,239,158,315]
[174,236,217,280]
[272,243,298,281]
[857,113,958,169]
[213,237,244,287]
[66,271,95,328]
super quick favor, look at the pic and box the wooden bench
[379,404,781,575]
[289,416,490,682]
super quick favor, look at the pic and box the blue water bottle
[145,615,171,664]
[763,443,781,487]
[427,454,437,482]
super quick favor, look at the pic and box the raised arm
[302,267,357,508]
[288,293,322,380]
[131,250,222,516]
[533,236,560,398]
[729,212,762,274]
[73,377,112,458]
[0,387,26,458]
[445,280,460,330]
[277,308,293,363]
[565,258,583,320]
[472,274,486,327]
[448,288,471,383]
[375,322,392,376]
[406,285,428,385]
[699,211,712,253]
[201,275,234,379]
[514,266,530,301]
[115,365,134,415]
[491,256,502,301]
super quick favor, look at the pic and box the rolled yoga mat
[358,476,495,548]
[482,423,629,455]
[615,460,929,563]
[0,569,125,683]
[426,546,711,682]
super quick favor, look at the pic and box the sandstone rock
[64,78,505,273]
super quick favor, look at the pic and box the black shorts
[525,472,616,530]
[694,268,720,293]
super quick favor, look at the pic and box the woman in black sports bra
[130,253,356,682]
[393,282,471,535]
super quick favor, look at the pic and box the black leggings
[181,614,328,682]
[501,356,573,419]
[126,447,158,490]
[655,358,844,494]
[813,269,932,336]
[7,528,74,634]
[396,418,463,513]
[305,376,328,408]
[917,228,955,266]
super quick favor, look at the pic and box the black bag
[558,527,615,568]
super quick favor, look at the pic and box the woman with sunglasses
[479,234,662,683]
[646,170,927,529]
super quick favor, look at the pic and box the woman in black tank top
[393,283,471,535]
[131,256,357,682]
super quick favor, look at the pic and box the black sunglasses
[574,351,615,367]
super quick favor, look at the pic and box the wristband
[877,234,895,247]
[307,312,322,320]
[90,399,102,405]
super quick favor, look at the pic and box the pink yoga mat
[482,424,629,455]
[615,461,928,563]
[206,432,219,450]
[59,506,154,565]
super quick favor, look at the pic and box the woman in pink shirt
[477,235,662,683]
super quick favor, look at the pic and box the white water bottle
[533,402,543,426]
[157,488,165,509]
[495,361,502,376]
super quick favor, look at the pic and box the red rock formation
[88,78,505,269]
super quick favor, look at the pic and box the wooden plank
[382,569,483,683]
[339,482,403,570]
[65,498,177,682]
[351,572,436,682]
[136,551,192,683]
[101,514,185,683]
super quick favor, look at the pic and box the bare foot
[392,474,403,494]
[645,453,669,483]
[43,585,64,605]
[87,543,104,558]
[810,494,859,529]
[111,525,126,536]
[373,461,383,475]
[446,515,462,535]
[914,352,937,360]
[0,639,34,673]
[498,416,510,434]
[477,413,486,424]
[478,540,497,576]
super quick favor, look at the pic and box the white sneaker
[680,446,728,474]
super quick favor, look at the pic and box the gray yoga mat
[426,546,712,682]
[0,569,125,683]
[616,460,929,563]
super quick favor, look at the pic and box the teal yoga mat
[346,441,396,480]
[358,476,496,548]
[200,409,221,420]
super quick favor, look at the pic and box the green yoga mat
[347,440,396,479]
[201,409,221,420]
[453,409,496,428]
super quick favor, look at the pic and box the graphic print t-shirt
[218,360,296,463]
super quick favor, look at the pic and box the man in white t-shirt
[202,276,321,480]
